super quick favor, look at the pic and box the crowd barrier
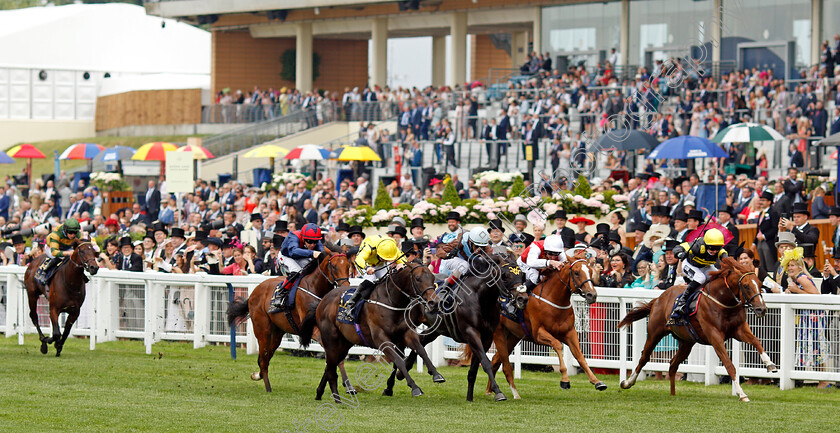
[1,266,838,393]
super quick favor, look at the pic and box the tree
[507,176,525,199]
[574,175,592,198]
[280,50,321,83]
[442,179,461,206]
[374,181,391,211]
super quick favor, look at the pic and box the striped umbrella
[59,142,104,160]
[333,145,382,162]
[94,146,136,163]
[131,142,179,161]
[284,144,330,160]
[177,144,215,160]
[7,144,46,188]
[711,123,784,143]
[243,144,289,174]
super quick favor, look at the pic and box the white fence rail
[1,266,838,391]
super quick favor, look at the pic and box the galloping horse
[24,241,99,357]
[383,253,529,401]
[315,262,442,401]
[618,257,777,402]
[227,251,353,392]
[488,256,606,398]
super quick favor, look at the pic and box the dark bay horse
[488,256,606,398]
[227,251,353,392]
[618,257,777,402]
[315,262,442,401]
[383,253,528,401]
[24,241,99,357]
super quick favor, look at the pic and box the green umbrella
[711,122,784,143]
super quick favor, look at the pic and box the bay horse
[227,250,353,392]
[488,256,606,398]
[382,253,528,401]
[23,241,99,357]
[618,257,777,402]
[315,262,442,401]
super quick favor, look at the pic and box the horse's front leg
[55,308,79,357]
[734,324,778,373]
[708,330,749,402]
[403,333,445,383]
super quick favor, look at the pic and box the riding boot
[523,279,538,295]
[670,280,701,322]
[268,271,299,313]
[36,258,55,285]
[344,279,375,314]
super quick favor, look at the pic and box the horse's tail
[617,300,655,329]
[459,344,473,364]
[227,296,250,327]
[297,308,317,349]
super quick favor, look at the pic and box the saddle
[337,288,366,324]
[668,288,703,328]
[37,257,69,286]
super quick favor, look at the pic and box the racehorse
[227,251,353,392]
[23,241,99,357]
[618,257,777,402]
[315,262,442,402]
[382,253,528,401]
[488,256,606,398]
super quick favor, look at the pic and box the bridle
[69,242,98,274]
[315,253,351,289]
[708,269,763,311]
[555,258,596,297]
[386,262,437,304]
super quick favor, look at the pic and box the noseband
[317,253,351,288]
[718,270,763,311]
[69,242,97,274]
[557,258,595,296]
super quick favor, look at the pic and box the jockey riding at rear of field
[668,228,728,324]
[35,218,80,285]
[268,223,324,313]
[517,234,567,295]
[343,235,406,313]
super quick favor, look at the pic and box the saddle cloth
[337,288,366,324]
[672,288,703,318]
[275,273,305,310]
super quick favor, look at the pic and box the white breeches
[278,254,311,273]
[682,261,717,286]
[517,257,540,285]
[440,257,469,277]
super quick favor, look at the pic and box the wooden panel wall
[95,89,202,131]
[211,31,369,96]
[471,34,513,82]
[737,220,835,267]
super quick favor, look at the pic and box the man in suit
[144,180,161,220]
[717,205,740,255]
[782,202,820,246]
[482,118,501,169]
[674,211,691,242]
[169,227,188,257]
[0,186,9,220]
[782,168,804,204]
[551,210,575,238]
[128,202,148,226]
[811,101,828,138]
[116,236,144,272]
[302,199,318,224]
[827,207,840,260]
[771,181,792,216]
[656,238,682,290]
[497,109,511,156]
[756,190,781,274]
[241,213,265,255]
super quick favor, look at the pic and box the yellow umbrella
[335,145,381,162]
[132,142,179,180]
[243,144,289,174]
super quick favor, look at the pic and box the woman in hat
[569,216,594,244]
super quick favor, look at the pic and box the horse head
[74,241,99,275]
[482,253,528,309]
[319,250,352,291]
[394,262,438,312]
[562,256,598,305]
[715,257,766,317]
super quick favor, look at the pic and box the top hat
[206,237,223,248]
[633,221,651,233]
[272,234,285,248]
[718,205,734,215]
[801,243,816,258]
[686,209,704,221]
[553,210,567,220]
[387,225,407,237]
[410,218,425,229]
[792,202,810,216]
[775,231,797,247]
[391,216,407,227]
[348,225,365,238]
[595,223,611,236]
[250,213,263,222]
[651,205,669,217]
[673,210,688,222]
[511,232,535,247]
[446,211,462,222]
[336,222,351,232]
[194,230,208,241]
[488,219,505,233]
[119,236,132,248]
[607,231,622,243]
[10,234,24,245]
[275,220,289,232]
[664,238,681,250]
[759,190,774,202]
[170,227,186,239]
[153,222,168,235]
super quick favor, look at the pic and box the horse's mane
[709,256,750,279]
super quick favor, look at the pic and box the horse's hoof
[432,373,446,383]
[594,381,607,391]
[619,380,631,390]
[494,392,507,402]
[55,351,61,358]
[382,388,393,397]
[484,390,493,396]
[560,381,571,390]
[767,364,779,373]
[740,396,750,402]
[251,372,261,381]
[346,387,357,395]
[40,343,48,355]
[411,388,424,397]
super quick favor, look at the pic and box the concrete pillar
[432,35,446,87]
[711,0,722,75]
[811,0,822,68]
[449,11,467,86]
[532,6,542,55]
[511,31,529,71]
[295,22,313,92]
[619,0,630,69]
[371,17,388,88]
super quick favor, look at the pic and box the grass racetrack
[0,336,837,432]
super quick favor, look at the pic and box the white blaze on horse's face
[750,279,760,297]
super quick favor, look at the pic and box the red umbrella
[686,219,734,245]
[7,144,46,188]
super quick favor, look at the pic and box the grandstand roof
[0,3,210,75]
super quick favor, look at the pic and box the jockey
[517,234,565,295]
[35,218,80,285]
[268,223,324,313]
[440,227,491,278]
[669,228,728,322]
[343,235,405,313]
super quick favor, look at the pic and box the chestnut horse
[24,241,99,357]
[618,257,777,402]
[383,253,529,401]
[227,251,353,392]
[488,257,606,398]
[315,262,442,401]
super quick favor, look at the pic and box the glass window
[823,0,840,48]
[720,0,811,67]
[541,2,620,70]
[629,0,713,68]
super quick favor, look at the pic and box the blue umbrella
[647,135,727,160]
[0,150,13,164]
[94,146,136,162]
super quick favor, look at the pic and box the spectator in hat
[781,202,820,246]
[440,211,463,244]
[717,205,739,253]
[507,214,528,244]
[241,213,265,254]
[569,216,594,244]
[169,227,188,257]
[195,237,223,275]
[335,222,351,240]
[592,223,611,243]
[551,210,575,238]
[656,238,682,290]
[488,219,507,253]
[608,231,633,257]
[116,236,143,272]
[826,207,840,260]
[348,225,365,247]
[509,232,534,258]
[755,190,781,275]
[685,209,704,232]
[409,218,425,240]
[629,222,652,271]
[4,234,30,266]
[386,224,407,248]
[673,211,690,242]
[142,233,157,268]
[800,244,823,278]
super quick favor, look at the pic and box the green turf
[2,135,206,180]
[0,336,836,432]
